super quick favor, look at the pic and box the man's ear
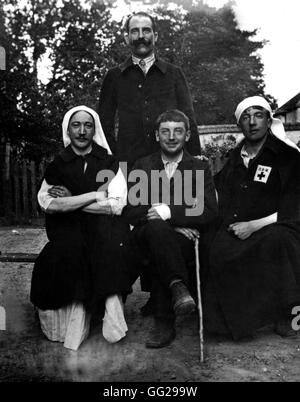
[155,130,160,142]
[185,130,191,142]
[124,32,129,45]
[267,117,272,129]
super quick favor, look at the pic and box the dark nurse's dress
[206,134,300,339]
[30,143,131,313]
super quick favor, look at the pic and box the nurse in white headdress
[206,96,300,341]
[31,106,130,350]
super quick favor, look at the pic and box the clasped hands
[48,185,72,198]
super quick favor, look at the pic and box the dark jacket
[98,57,200,167]
[124,150,218,229]
[215,134,300,226]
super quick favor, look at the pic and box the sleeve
[37,179,54,211]
[175,67,201,155]
[97,69,117,154]
[169,161,218,228]
[153,204,171,220]
[106,167,128,215]
[122,159,150,226]
[278,152,300,223]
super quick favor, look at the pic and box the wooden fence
[0,140,226,225]
[0,141,46,224]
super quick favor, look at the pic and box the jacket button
[233,213,238,218]
[138,84,142,88]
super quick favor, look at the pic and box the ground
[1,227,300,382]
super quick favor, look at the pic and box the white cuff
[153,204,171,221]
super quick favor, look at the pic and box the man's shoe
[275,319,298,338]
[171,281,196,316]
[146,318,176,349]
[140,296,155,317]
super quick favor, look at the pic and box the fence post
[3,142,12,220]
[30,161,38,218]
[13,160,21,222]
[22,160,29,221]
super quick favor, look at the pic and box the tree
[151,4,274,124]
[0,0,276,159]
[0,0,118,159]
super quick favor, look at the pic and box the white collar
[132,53,155,67]
[161,151,183,165]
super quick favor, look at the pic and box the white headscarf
[235,96,300,152]
[62,105,112,155]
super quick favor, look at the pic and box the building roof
[275,92,300,116]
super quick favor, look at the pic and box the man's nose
[138,28,144,38]
[169,130,175,140]
[249,115,256,125]
[80,124,86,135]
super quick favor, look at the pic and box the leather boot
[171,281,196,316]
[146,317,176,348]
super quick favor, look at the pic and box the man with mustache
[98,12,200,168]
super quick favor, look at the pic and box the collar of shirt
[120,57,167,74]
[132,54,155,74]
[240,145,257,168]
[161,151,183,179]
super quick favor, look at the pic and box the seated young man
[124,109,218,348]
[205,96,300,340]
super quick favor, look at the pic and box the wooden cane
[194,237,204,363]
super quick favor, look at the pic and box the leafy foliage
[0,0,275,159]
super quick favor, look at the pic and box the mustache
[132,38,152,47]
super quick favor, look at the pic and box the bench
[0,252,38,263]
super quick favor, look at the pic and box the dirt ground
[1,226,300,382]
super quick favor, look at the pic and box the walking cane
[194,237,204,363]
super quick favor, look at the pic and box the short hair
[156,109,190,131]
[124,12,157,33]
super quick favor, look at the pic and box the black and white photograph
[1,0,300,385]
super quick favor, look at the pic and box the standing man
[98,12,200,168]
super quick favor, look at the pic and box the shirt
[132,54,155,75]
[161,151,183,179]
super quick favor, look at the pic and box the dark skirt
[30,213,132,312]
[205,222,300,339]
